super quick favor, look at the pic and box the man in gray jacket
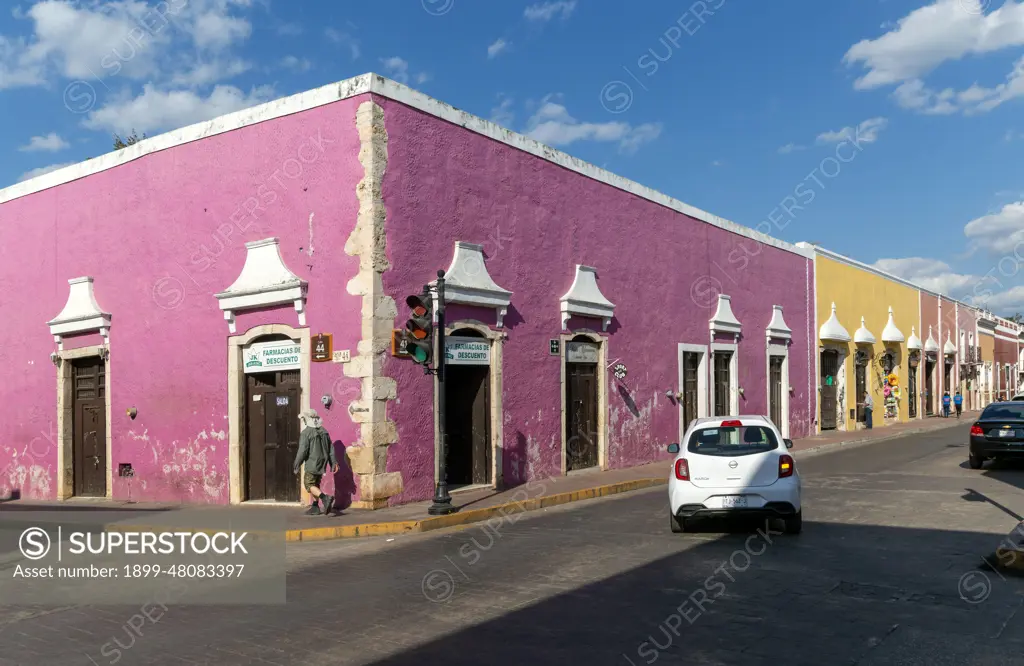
[294,409,339,516]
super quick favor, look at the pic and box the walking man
[954,390,963,419]
[942,391,951,418]
[293,409,339,516]
[862,391,874,430]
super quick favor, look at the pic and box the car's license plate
[721,496,747,508]
[999,430,1016,438]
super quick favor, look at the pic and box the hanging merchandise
[883,385,892,397]
[887,373,899,387]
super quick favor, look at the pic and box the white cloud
[490,96,515,127]
[964,201,1024,254]
[325,27,360,59]
[778,143,804,154]
[277,23,302,36]
[19,161,74,182]
[379,56,429,86]
[190,6,251,51]
[488,38,509,58]
[844,0,1024,114]
[19,132,69,152]
[873,257,976,295]
[83,83,275,134]
[711,160,724,167]
[524,1,577,21]
[817,117,888,145]
[280,55,312,73]
[170,58,250,87]
[525,97,662,154]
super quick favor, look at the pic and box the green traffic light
[411,346,429,363]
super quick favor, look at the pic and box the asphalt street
[4,422,1024,665]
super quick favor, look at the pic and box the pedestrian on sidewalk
[294,409,339,516]
[942,391,951,418]
[954,390,963,419]
[862,391,873,429]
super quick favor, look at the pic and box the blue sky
[3,0,1024,313]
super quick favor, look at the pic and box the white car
[667,415,802,534]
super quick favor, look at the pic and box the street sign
[549,339,560,355]
[391,329,411,357]
[312,334,333,362]
[445,337,490,365]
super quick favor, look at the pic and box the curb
[795,419,971,459]
[285,477,668,542]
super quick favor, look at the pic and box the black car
[969,401,1024,469]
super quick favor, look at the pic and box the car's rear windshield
[981,404,1024,420]
[687,425,779,457]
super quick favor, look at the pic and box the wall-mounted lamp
[98,347,110,361]
[321,394,333,409]
[738,387,745,396]
[126,407,137,420]
[50,352,59,366]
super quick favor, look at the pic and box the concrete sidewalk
[0,412,977,542]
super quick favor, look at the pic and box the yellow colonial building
[798,245,921,432]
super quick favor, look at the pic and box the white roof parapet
[0,73,813,261]
[766,305,791,340]
[819,303,851,342]
[907,326,923,351]
[47,277,112,349]
[438,241,513,327]
[854,317,876,345]
[560,265,615,331]
[709,294,742,336]
[881,307,905,343]
[925,326,940,352]
[215,238,307,334]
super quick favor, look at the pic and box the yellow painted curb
[287,476,667,542]
[101,477,667,543]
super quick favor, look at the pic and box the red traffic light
[406,294,430,317]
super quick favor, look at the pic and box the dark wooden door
[855,362,867,423]
[681,352,700,429]
[567,362,599,471]
[446,365,491,485]
[820,351,839,430]
[925,360,935,415]
[769,355,784,430]
[245,369,301,502]
[72,357,107,497]
[713,351,732,416]
[908,365,918,418]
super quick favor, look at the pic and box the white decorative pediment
[765,305,791,340]
[709,294,742,336]
[881,307,904,343]
[907,327,922,351]
[214,238,307,334]
[853,317,876,345]
[819,303,850,342]
[944,332,957,356]
[560,265,615,331]
[438,241,513,327]
[925,326,940,353]
[47,277,111,350]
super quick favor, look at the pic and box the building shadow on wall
[617,383,641,418]
[502,303,525,329]
[332,440,357,511]
[0,490,20,502]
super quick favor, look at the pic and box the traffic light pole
[428,269,456,516]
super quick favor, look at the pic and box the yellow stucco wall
[816,256,921,431]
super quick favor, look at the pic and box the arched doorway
[444,328,492,487]
[565,334,600,471]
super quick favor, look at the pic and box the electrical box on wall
[118,463,134,477]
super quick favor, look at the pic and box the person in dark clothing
[293,409,339,516]
[954,391,963,419]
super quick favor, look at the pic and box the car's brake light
[779,454,794,478]
[721,420,743,428]
[675,459,690,481]
[970,424,984,436]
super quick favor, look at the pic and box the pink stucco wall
[377,98,815,505]
[0,96,367,503]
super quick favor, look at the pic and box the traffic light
[404,289,434,365]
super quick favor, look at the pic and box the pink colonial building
[0,74,815,509]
